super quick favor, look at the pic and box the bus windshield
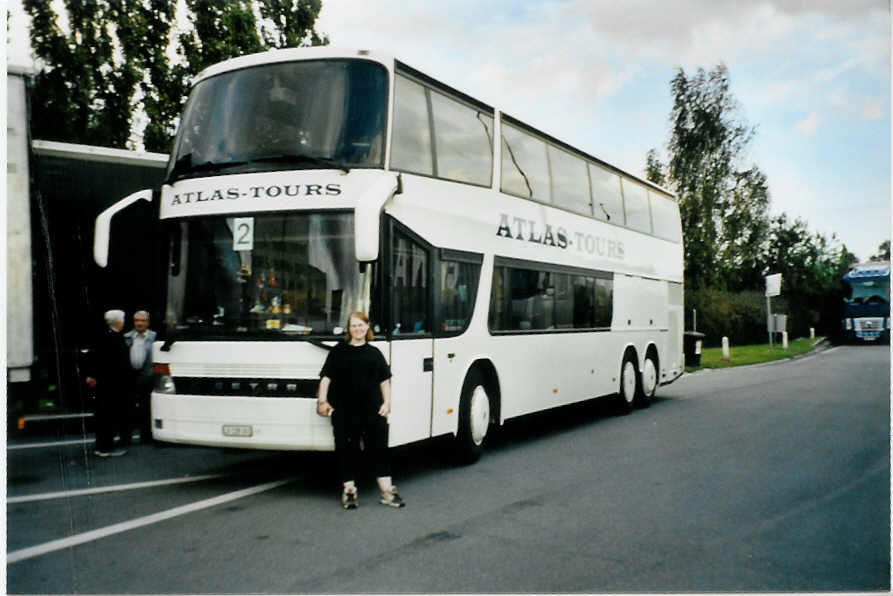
[168,59,388,181]
[845,279,890,305]
[165,213,372,338]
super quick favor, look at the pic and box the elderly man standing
[125,310,157,443]
[86,310,132,457]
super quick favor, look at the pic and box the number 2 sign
[233,217,254,251]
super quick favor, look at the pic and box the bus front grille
[171,377,319,398]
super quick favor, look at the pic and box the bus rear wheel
[615,353,638,415]
[637,352,658,408]
[455,370,490,464]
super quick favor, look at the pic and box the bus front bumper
[150,393,335,451]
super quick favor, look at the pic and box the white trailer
[7,68,35,387]
[6,69,169,431]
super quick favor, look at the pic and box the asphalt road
[7,343,890,593]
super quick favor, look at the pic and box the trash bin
[684,331,706,367]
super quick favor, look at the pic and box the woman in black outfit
[317,312,405,509]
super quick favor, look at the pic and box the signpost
[765,273,782,348]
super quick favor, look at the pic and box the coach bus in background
[842,261,890,343]
[94,47,684,462]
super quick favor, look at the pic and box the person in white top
[124,311,157,443]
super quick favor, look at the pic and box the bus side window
[392,230,429,334]
[595,277,613,327]
[440,260,480,333]
[621,179,652,234]
[549,146,591,216]
[649,191,682,243]
[572,276,595,328]
[391,75,434,176]
[589,163,624,224]
[500,123,550,202]
[429,90,493,186]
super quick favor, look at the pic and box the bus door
[385,226,433,446]
[388,338,433,446]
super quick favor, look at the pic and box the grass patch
[686,337,820,371]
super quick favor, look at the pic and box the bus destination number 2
[233,217,254,251]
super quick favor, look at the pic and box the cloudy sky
[8,0,890,260]
[317,0,890,261]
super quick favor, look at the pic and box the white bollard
[722,336,730,360]
[782,331,789,350]
[810,327,815,340]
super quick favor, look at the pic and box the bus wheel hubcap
[623,361,637,403]
[469,386,490,446]
[643,358,657,396]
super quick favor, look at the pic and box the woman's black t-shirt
[319,342,392,414]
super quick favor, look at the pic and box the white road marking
[9,431,143,450]
[7,478,294,564]
[8,474,226,504]
[8,439,92,450]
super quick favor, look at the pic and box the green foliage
[644,148,665,188]
[870,240,890,261]
[648,63,858,338]
[762,214,857,337]
[258,0,330,48]
[112,0,183,152]
[718,166,770,291]
[25,0,140,148]
[26,0,329,152]
[179,0,264,78]
[685,288,767,346]
[647,64,769,291]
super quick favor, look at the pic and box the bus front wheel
[455,370,490,464]
[615,353,639,415]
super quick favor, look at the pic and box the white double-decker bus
[95,47,683,462]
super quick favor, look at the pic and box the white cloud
[794,112,821,133]
[765,166,887,261]
[857,97,884,120]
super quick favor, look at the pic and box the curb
[684,337,832,376]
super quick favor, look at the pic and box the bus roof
[192,46,393,85]
[845,262,890,280]
[191,47,675,200]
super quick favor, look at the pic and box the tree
[112,0,184,152]
[25,0,139,148]
[178,0,264,79]
[716,166,770,291]
[258,0,329,48]
[26,0,330,152]
[644,148,665,188]
[646,64,768,291]
[761,214,856,335]
[870,240,890,262]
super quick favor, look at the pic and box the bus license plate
[222,424,253,437]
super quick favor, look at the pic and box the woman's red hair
[345,311,374,341]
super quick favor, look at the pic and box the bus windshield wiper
[168,154,252,182]
[246,154,350,173]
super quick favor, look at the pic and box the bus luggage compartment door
[387,338,433,447]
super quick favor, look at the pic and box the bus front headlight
[844,318,852,330]
[153,363,176,394]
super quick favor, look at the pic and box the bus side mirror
[94,189,154,267]
[354,173,400,262]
